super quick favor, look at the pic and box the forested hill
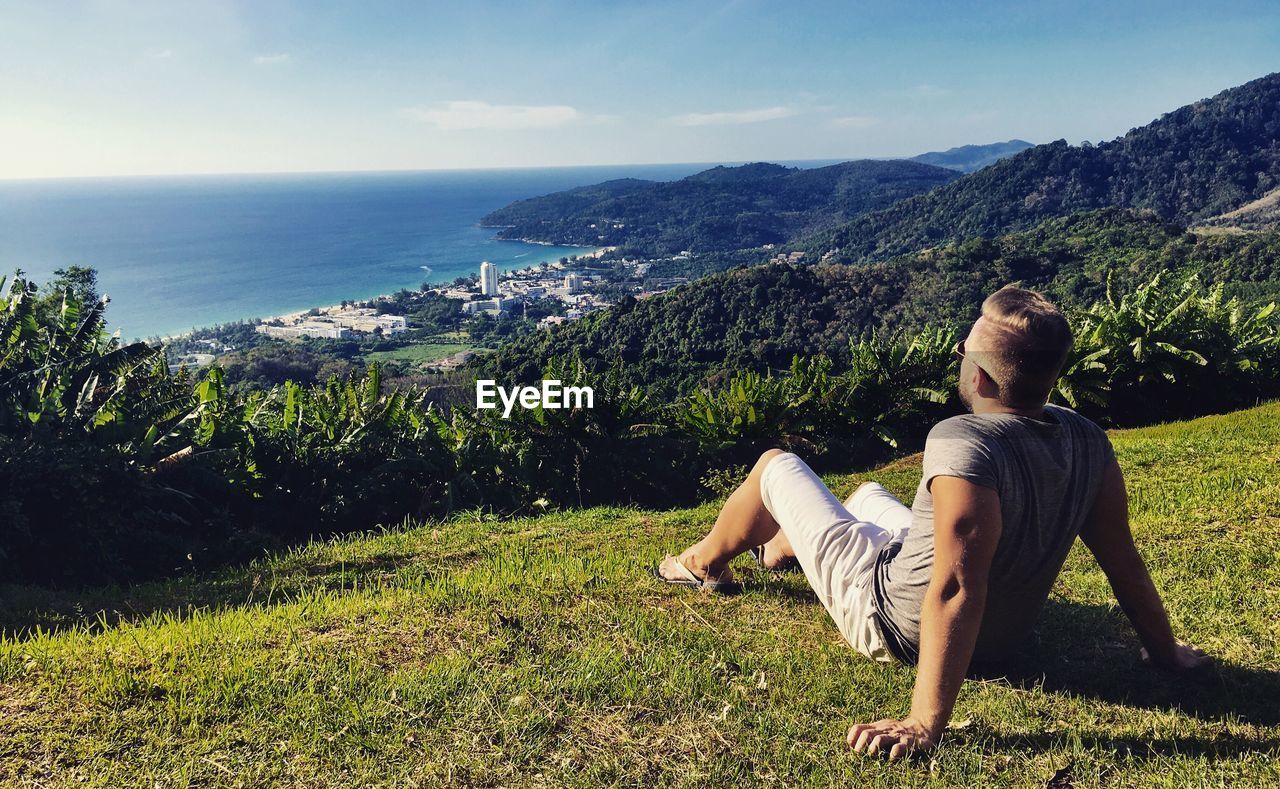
[909,139,1035,172]
[481,209,1280,395]
[812,72,1280,264]
[479,159,959,254]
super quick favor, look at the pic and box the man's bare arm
[1078,459,1209,671]
[848,475,1002,759]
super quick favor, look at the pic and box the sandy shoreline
[157,244,605,344]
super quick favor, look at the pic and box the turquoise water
[0,164,712,339]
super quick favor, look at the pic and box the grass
[363,342,474,366]
[2,404,1279,785]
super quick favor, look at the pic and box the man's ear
[974,365,1001,400]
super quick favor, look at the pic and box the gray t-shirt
[872,404,1114,664]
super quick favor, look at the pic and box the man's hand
[1141,639,1212,672]
[847,717,938,760]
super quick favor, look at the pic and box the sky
[2,0,1279,179]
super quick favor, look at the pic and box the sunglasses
[952,335,998,389]
[953,338,987,376]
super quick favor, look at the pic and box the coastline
[155,241,602,343]
[479,227,586,248]
[475,223,578,248]
[6,165,689,342]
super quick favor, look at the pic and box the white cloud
[403,100,581,130]
[144,48,173,59]
[253,53,292,65]
[829,114,877,129]
[670,106,797,126]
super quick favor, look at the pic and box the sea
[0,163,735,340]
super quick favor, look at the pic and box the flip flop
[748,545,801,573]
[651,555,742,594]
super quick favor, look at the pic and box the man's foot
[653,551,740,593]
[751,538,800,572]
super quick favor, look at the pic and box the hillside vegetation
[814,72,1280,263]
[484,209,1280,395]
[3,402,1278,785]
[9,262,1277,588]
[480,160,959,254]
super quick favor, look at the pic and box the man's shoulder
[927,413,1004,442]
[925,406,1111,461]
[1044,404,1110,441]
[924,414,1002,463]
[929,412,989,432]
[920,415,1002,489]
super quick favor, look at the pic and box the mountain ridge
[480,158,960,255]
[812,72,1280,264]
[481,72,1280,395]
[909,139,1035,172]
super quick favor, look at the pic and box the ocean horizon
[0,162,833,340]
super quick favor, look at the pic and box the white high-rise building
[480,260,499,296]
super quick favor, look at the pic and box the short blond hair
[978,286,1073,408]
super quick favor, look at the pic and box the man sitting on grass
[656,285,1211,760]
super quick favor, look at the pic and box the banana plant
[1067,271,1280,422]
[671,369,794,453]
[1052,344,1110,410]
[841,327,957,450]
[0,274,189,446]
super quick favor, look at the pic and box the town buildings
[256,322,352,340]
[254,306,408,340]
[480,260,499,296]
[461,297,504,315]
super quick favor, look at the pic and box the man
[656,285,1210,759]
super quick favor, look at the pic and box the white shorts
[758,452,914,661]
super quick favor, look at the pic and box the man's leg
[757,529,797,569]
[658,449,788,582]
[845,482,913,542]
[661,450,897,658]
[754,453,898,657]
[756,481,912,568]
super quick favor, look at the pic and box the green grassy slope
[363,342,474,365]
[3,404,1279,786]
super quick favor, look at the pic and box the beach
[0,165,704,339]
